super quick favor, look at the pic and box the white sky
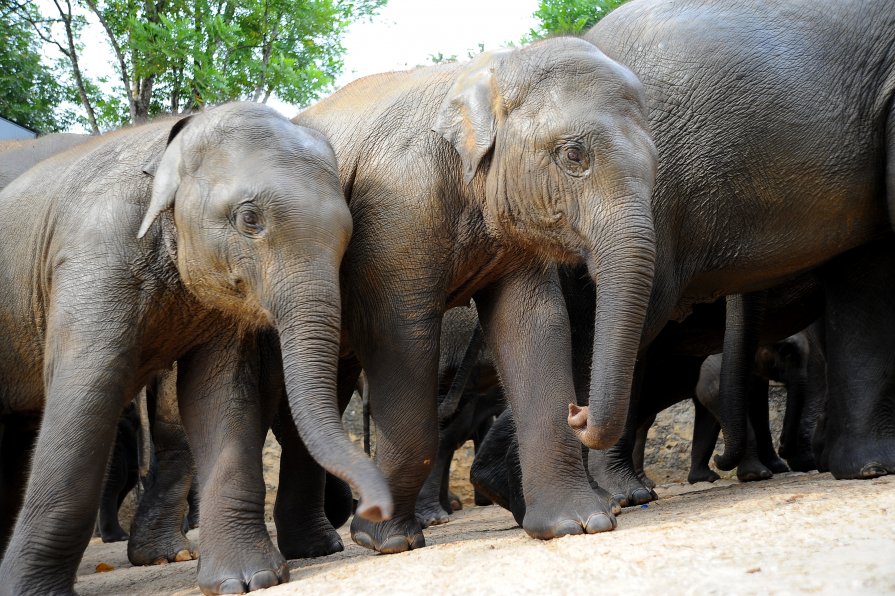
[336,0,538,88]
[69,0,538,126]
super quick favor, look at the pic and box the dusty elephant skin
[0,133,91,191]
[0,102,390,595]
[293,36,657,551]
[572,0,895,479]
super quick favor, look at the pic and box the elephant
[570,0,895,481]
[96,401,141,543]
[291,36,657,552]
[690,333,810,483]
[0,102,390,595]
[0,133,91,190]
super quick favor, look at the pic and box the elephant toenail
[860,463,888,478]
[379,535,413,554]
[554,520,585,537]
[248,569,280,591]
[585,513,616,533]
[174,549,192,562]
[217,578,247,594]
[352,531,376,550]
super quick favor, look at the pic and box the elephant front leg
[178,331,287,594]
[348,312,440,554]
[128,369,197,565]
[0,349,134,592]
[476,269,615,539]
[821,239,895,479]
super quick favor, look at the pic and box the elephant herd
[1,0,894,593]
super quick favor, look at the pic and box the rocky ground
[77,472,895,595]
[77,387,895,594]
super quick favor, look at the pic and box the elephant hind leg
[0,418,38,556]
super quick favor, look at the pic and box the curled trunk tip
[568,403,622,450]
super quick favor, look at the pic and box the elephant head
[139,102,391,521]
[433,38,657,449]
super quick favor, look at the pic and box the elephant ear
[432,51,507,184]
[137,115,194,239]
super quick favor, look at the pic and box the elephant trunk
[568,207,656,450]
[271,265,393,522]
[713,293,766,471]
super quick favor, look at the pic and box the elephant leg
[735,419,774,482]
[749,377,789,474]
[471,413,496,506]
[820,240,895,478]
[416,395,476,527]
[476,269,615,538]
[688,399,721,484]
[97,423,133,543]
[274,353,359,559]
[632,413,657,490]
[0,313,135,593]
[184,480,200,531]
[178,330,287,594]
[128,368,197,566]
[0,418,38,556]
[348,308,440,555]
[470,409,516,514]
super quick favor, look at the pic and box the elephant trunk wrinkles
[272,270,393,522]
[569,213,656,450]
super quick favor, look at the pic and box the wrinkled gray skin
[294,37,656,551]
[0,103,390,595]
[576,0,895,479]
[0,133,90,190]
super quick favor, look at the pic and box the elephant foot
[593,484,623,516]
[127,527,196,566]
[688,467,720,484]
[785,454,817,473]
[521,489,616,540]
[637,471,657,490]
[825,437,895,480]
[196,535,288,595]
[736,458,773,482]
[276,517,343,560]
[415,497,452,528]
[448,491,463,512]
[351,514,425,554]
[587,451,657,508]
[474,489,493,507]
[761,455,790,474]
[99,523,130,543]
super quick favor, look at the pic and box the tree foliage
[0,3,76,132]
[1,0,385,132]
[526,0,627,40]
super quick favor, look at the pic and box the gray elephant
[571,0,895,481]
[0,133,90,190]
[290,36,656,552]
[0,102,390,595]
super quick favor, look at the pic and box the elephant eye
[555,143,590,177]
[235,204,265,237]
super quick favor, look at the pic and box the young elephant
[292,37,656,552]
[0,103,390,595]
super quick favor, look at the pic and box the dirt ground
[76,471,895,595]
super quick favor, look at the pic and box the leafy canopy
[526,0,627,40]
[0,4,75,132]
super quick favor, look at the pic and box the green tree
[4,0,385,131]
[526,0,626,41]
[0,3,76,133]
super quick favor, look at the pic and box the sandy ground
[76,471,895,595]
